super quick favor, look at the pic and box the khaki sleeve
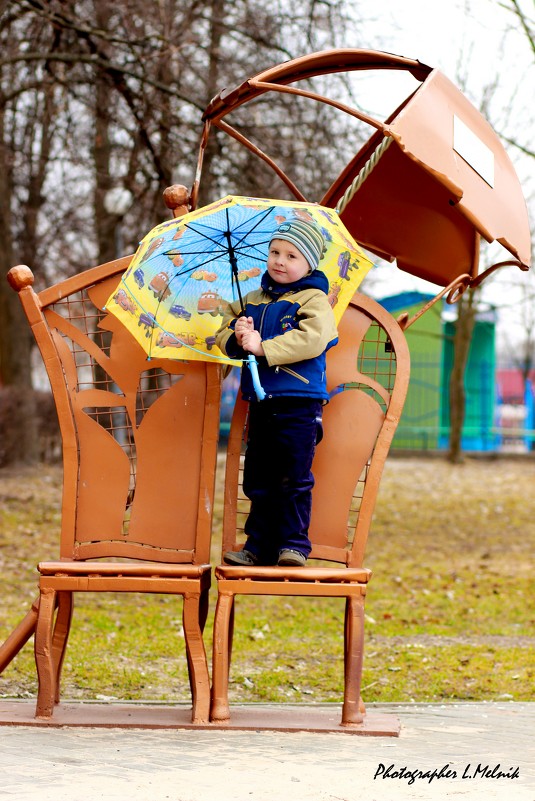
[262,291,337,367]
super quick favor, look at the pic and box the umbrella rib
[147,291,171,359]
[224,206,246,313]
[116,274,162,351]
[181,205,275,251]
[160,207,278,291]
[231,207,276,249]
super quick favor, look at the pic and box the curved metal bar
[249,79,387,132]
[203,49,432,122]
[397,259,528,331]
[190,120,212,211]
[213,120,307,202]
[397,274,472,331]
[469,259,529,288]
[196,49,432,212]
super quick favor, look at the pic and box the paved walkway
[1,702,534,800]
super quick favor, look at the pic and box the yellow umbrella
[105,195,373,373]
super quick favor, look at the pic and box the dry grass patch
[0,456,534,704]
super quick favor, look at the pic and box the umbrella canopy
[325,69,531,286]
[104,195,373,366]
[200,49,530,288]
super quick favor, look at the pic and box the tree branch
[0,51,205,110]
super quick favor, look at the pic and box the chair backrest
[221,292,410,567]
[8,259,221,565]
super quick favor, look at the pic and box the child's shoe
[223,549,259,566]
[277,549,307,567]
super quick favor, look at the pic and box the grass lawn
[0,455,534,706]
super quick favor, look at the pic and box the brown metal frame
[193,48,530,302]
[194,50,429,210]
[210,293,410,728]
[1,260,221,724]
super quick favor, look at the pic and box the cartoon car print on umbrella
[133,268,145,288]
[166,251,184,268]
[113,288,137,314]
[338,251,354,280]
[141,236,164,261]
[237,267,261,281]
[191,270,218,282]
[149,271,172,301]
[138,312,156,337]
[197,291,226,316]
[169,303,192,321]
[156,331,196,349]
[327,282,342,308]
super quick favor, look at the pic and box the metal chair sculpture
[1,259,221,723]
[200,49,530,290]
[210,293,410,728]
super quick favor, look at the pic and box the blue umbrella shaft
[247,354,266,401]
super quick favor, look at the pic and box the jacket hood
[261,268,329,297]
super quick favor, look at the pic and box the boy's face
[267,239,311,284]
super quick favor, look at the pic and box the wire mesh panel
[31,269,218,562]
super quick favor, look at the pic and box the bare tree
[0,0,362,463]
[487,0,535,158]
[496,254,535,375]
[443,3,534,460]
[448,289,478,463]
[0,4,68,461]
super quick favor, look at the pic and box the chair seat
[214,565,371,583]
[38,561,211,578]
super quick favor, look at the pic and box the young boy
[215,219,338,567]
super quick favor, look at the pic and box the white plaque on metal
[453,115,495,187]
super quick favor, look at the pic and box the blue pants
[242,397,323,564]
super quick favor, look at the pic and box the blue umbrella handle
[247,354,266,401]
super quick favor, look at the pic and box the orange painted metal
[210,293,410,727]
[2,259,222,724]
[0,699,401,734]
[199,49,530,288]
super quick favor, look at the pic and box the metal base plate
[0,701,400,735]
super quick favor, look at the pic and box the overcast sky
[358,0,531,92]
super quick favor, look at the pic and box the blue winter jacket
[215,270,338,402]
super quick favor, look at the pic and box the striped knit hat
[270,219,325,271]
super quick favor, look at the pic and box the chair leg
[199,583,210,632]
[34,587,58,719]
[185,585,210,707]
[210,591,234,723]
[0,596,40,673]
[228,597,235,666]
[182,593,211,724]
[51,591,74,704]
[341,592,365,725]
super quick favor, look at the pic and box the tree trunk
[0,108,39,463]
[196,0,226,206]
[448,290,477,463]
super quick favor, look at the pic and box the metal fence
[392,359,535,454]
[220,363,535,455]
